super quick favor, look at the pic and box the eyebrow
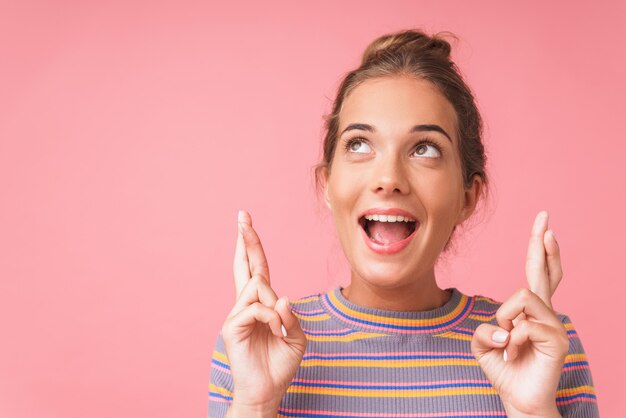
[340,123,452,143]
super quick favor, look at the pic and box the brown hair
[314,28,491,252]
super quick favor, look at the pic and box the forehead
[339,76,458,142]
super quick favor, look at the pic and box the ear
[457,174,483,224]
[319,166,332,210]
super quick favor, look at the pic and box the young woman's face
[323,76,480,289]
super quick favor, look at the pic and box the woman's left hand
[471,211,569,418]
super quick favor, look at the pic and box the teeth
[364,214,415,222]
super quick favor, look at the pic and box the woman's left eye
[412,141,441,158]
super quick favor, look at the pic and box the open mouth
[358,214,418,246]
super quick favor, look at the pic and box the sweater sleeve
[556,313,600,417]
[208,333,233,418]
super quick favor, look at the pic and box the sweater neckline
[320,286,474,335]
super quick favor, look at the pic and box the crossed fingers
[525,210,562,310]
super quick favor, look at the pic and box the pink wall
[1,1,623,417]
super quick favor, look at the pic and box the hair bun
[360,29,454,66]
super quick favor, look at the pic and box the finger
[525,210,552,308]
[275,297,307,349]
[230,275,279,316]
[503,318,569,362]
[512,311,526,328]
[226,302,286,339]
[544,229,562,297]
[239,210,271,285]
[233,210,251,298]
[495,288,563,333]
[470,323,510,361]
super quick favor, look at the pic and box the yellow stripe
[468,313,496,322]
[328,291,469,327]
[287,386,497,397]
[301,358,479,368]
[212,350,230,366]
[474,295,502,305]
[209,383,233,397]
[557,385,596,396]
[564,353,588,363]
[291,295,320,304]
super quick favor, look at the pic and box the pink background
[1,1,624,417]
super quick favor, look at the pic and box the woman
[209,29,599,418]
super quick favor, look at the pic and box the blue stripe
[291,381,493,390]
[565,361,589,367]
[557,392,597,401]
[324,293,471,331]
[211,359,230,370]
[208,391,233,401]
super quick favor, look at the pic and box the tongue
[368,221,412,245]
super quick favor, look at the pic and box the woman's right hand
[221,210,307,416]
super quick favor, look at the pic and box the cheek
[327,167,361,210]
[417,170,465,216]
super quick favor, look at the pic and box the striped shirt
[209,287,599,417]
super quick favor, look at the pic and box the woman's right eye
[346,139,371,153]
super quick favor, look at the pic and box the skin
[220,75,566,418]
[322,76,479,311]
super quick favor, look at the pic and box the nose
[370,153,410,196]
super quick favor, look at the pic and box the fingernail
[238,210,245,223]
[492,330,509,343]
[281,324,287,337]
[503,349,508,362]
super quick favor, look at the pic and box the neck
[342,271,451,311]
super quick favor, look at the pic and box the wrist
[227,399,280,418]
[503,403,562,418]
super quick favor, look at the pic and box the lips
[357,208,420,255]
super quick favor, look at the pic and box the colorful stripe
[287,378,497,398]
[556,385,597,404]
[210,287,599,417]
[321,290,474,334]
[300,351,479,368]
[278,409,507,418]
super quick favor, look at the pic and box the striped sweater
[209,287,599,417]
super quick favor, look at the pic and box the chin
[352,262,418,289]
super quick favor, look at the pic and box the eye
[412,140,442,158]
[344,138,372,154]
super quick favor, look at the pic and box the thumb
[275,297,307,350]
[471,323,510,361]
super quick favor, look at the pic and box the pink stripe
[455,327,476,333]
[301,327,353,335]
[279,408,506,417]
[208,395,232,404]
[471,309,497,315]
[292,378,492,386]
[211,364,231,375]
[292,308,326,315]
